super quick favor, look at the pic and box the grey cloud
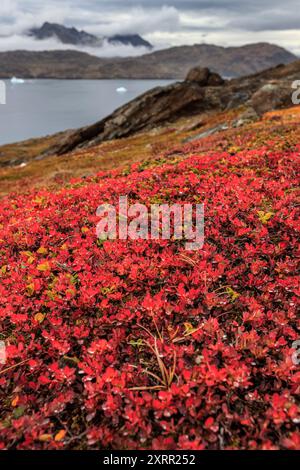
[0,1,300,55]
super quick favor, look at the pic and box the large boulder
[249,81,293,115]
[185,67,225,87]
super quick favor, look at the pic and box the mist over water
[0,79,173,146]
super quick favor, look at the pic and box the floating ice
[11,77,25,84]
[116,87,128,93]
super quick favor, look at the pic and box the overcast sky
[1,0,300,56]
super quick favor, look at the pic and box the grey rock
[249,81,293,115]
[185,67,224,86]
[184,124,229,143]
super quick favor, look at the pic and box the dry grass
[130,334,177,392]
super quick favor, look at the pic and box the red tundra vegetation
[0,108,299,450]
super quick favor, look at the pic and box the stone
[249,81,293,115]
[232,107,259,127]
[184,124,229,143]
[185,66,224,86]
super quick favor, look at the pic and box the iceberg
[11,77,25,84]
[116,87,128,93]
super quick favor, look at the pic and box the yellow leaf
[226,286,240,302]
[33,196,45,205]
[1,265,7,275]
[46,290,57,300]
[37,262,51,272]
[21,251,35,264]
[37,247,48,255]
[66,288,76,297]
[22,251,33,257]
[34,312,45,324]
[257,211,274,224]
[183,322,200,336]
[81,227,89,234]
[54,430,66,442]
[26,283,35,297]
[11,395,19,407]
[39,434,53,442]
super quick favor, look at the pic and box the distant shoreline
[0,76,179,81]
[0,42,296,80]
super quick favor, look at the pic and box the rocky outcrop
[49,61,300,156]
[185,67,225,86]
[51,81,210,154]
[249,82,293,115]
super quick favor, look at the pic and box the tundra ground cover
[0,108,299,450]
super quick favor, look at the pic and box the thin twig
[0,359,29,376]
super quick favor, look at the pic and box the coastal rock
[185,67,224,86]
[52,81,222,155]
[47,61,300,156]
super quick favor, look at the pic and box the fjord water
[0,79,174,146]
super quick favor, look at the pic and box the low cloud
[0,34,154,57]
[0,2,180,40]
[0,2,179,55]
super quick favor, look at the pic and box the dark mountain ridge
[29,22,100,46]
[107,34,153,49]
[28,22,153,49]
[0,42,296,79]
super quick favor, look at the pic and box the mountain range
[0,42,296,79]
[28,22,153,49]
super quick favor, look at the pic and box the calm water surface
[0,79,174,146]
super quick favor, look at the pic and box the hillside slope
[0,106,299,450]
